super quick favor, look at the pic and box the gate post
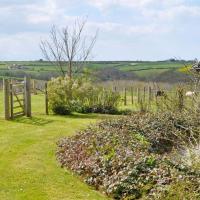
[24,76,31,117]
[10,82,13,119]
[3,79,10,120]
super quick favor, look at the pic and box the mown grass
[0,92,110,200]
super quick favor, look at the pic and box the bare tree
[40,18,98,79]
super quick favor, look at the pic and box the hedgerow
[57,112,200,199]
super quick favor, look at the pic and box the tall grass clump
[48,76,120,115]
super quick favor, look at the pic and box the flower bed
[57,112,200,199]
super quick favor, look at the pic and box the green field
[0,60,191,82]
[117,61,185,77]
[0,93,110,200]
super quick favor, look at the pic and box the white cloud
[88,21,171,36]
[87,0,200,22]
[0,0,74,25]
[87,0,153,9]
[87,0,184,10]
[25,0,64,24]
[0,32,47,60]
[143,5,200,21]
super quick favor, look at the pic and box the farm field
[0,92,110,200]
[0,60,191,82]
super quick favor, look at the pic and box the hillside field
[0,60,191,82]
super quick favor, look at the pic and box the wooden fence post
[149,87,152,100]
[131,87,134,105]
[178,88,184,111]
[143,87,146,102]
[3,79,10,120]
[24,76,31,117]
[124,88,127,106]
[148,86,152,108]
[45,82,49,115]
[137,88,140,103]
[32,79,37,95]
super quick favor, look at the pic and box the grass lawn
[0,92,110,200]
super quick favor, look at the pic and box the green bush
[48,76,74,115]
[52,104,71,115]
[48,76,120,115]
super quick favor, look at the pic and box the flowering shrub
[57,112,200,199]
[48,76,120,115]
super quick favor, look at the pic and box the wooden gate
[3,77,31,120]
[10,81,25,118]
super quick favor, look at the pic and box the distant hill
[0,60,192,83]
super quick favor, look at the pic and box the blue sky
[0,0,200,61]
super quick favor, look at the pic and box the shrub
[48,76,120,115]
[57,112,200,199]
[120,112,200,153]
[47,76,74,114]
[52,104,71,115]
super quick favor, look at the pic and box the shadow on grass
[10,113,113,126]
[13,116,53,126]
[62,113,112,120]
